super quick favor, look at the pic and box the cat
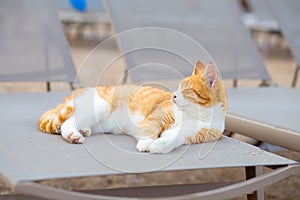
[38,60,227,153]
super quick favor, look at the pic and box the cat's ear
[193,60,205,75]
[203,61,217,89]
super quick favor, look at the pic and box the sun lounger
[263,0,300,87]
[226,87,300,153]
[0,91,299,200]
[104,0,270,85]
[0,0,78,91]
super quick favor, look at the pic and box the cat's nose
[172,94,177,99]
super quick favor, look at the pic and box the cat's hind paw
[136,138,154,152]
[65,132,85,144]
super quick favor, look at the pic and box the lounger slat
[13,165,300,200]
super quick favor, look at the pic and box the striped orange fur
[38,103,74,134]
[184,128,223,144]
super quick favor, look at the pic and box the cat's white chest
[171,104,218,137]
[172,109,202,137]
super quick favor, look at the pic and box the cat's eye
[181,88,197,99]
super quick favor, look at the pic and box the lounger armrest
[14,165,300,200]
[226,114,300,153]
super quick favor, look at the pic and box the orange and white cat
[38,61,227,153]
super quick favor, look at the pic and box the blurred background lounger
[266,0,300,87]
[104,0,270,86]
[245,0,300,87]
[0,0,78,91]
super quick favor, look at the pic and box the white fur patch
[98,105,144,135]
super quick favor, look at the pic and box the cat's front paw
[136,138,154,152]
[65,132,85,144]
[79,128,92,137]
[149,138,173,154]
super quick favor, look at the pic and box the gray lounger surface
[0,0,76,82]
[0,92,296,194]
[105,0,270,82]
[226,87,300,152]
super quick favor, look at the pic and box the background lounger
[265,0,300,87]
[104,0,270,85]
[0,0,78,91]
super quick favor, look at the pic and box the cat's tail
[38,103,74,134]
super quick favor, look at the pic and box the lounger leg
[259,79,271,87]
[70,80,83,90]
[233,79,238,88]
[246,166,264,200]
[122,68,129,84]
[292,64,299,88]
[69,82,75,90]
[46,82,51,92]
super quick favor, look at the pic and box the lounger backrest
[105,0,270,83]
[0,0,77,83]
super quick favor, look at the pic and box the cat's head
[172,60,227,111]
